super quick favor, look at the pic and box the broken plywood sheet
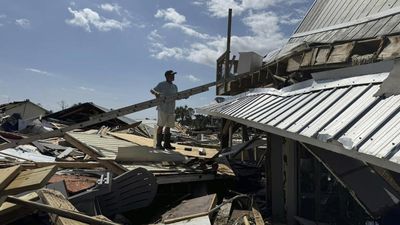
[168,216,211,225]
[116,146,187,162]
[109,132,219,159]
[162,194,216,224]
[3,165,57,195]
[37,189,88,225]
[287,54,302,72]
[0,165,21,191]
[327,42,354,64]
[379,35,400,60]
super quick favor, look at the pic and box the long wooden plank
[109,132,219,159]
[6,194,120,225]
[0,165,21,192]
[0,82,215,151]
[0,192,39,225]
[3,165,57,195]
[64,133,127,175]
[162,194,217,224]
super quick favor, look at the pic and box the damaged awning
[198,62,400,173]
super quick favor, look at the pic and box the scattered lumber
[6,192,120,225]
[3,165,58,195]
[64,133,127,175]
[0,192,39,224]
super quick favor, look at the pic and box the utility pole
[224,8,232,84]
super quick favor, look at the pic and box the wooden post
[224,8,232,92]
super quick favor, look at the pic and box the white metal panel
[317,85,380,142]
[299,86,370,137]
[338,95,400,149]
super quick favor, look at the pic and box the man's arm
[150,89,160,98]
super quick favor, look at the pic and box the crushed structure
[1,1,400,225]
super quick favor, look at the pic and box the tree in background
[175,105,194,126]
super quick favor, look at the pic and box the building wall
[3,102,47,120]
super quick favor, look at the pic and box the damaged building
[1,0,400,225]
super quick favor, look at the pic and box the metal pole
[224,8,232,88]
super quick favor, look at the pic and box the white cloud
[202,0,308,17]
[185,74,201,82]
[25,68,55,77]
[163,23,210,39]
[0,14,6,19]
[147,29,163,42]
[155,8,186,24]
[100,3,122,15]
[150,11,287,67]
[66,7,130,32]
[79,86,95,92]
[15,18,30,28]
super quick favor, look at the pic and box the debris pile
[0,100,266,225]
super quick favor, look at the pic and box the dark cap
[165,70,177,76]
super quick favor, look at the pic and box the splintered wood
[0,165,21,191]
[37,189,88,225]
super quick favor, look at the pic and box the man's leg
[156,126,164,149]
[163,126,176,150]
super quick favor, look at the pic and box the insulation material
[327,43,354,64]
[379,35,400,60]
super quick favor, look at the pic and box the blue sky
[0,0,312,119]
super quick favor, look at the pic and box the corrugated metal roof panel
[198,71,400,172]
[290,0,400,44]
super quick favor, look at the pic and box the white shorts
[157,111,175,128]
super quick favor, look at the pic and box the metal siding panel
[334,26,356,41]
[222,96,256,115]
[300,86,370,137]
[336,0,361,24]
[248,95,301,121]
[375,14,400,36]
[344,0,369,22]
[393,0,400,7]
[313,0,337,30]
[231,95,268,117]
[287,88,348,133]
[362,16,392,38]
[257,93,314,124]
[234,95,271,117]
[245,96,285,121]
[390,19,400,33]
[325,0,351,26]
[344,23,367,40]
[300,0,328,33]
[298,0,324,33]
[353,0,379,20]
[368,0,390,16]
[360,112,400,158]
[352,20,379,39]
[339,95,400,150]
[317,85,380,141]
[380,0,399,11]
[317,0,345,29]
[274,91,332,129]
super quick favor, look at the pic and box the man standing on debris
[150,70,178,150]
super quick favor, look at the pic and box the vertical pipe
[225,8,232,88]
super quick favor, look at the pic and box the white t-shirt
[153,81,178,114]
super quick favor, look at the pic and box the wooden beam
[3,165,58,195]
[0,162,104,170]
[64,133,127,175]
[6,193,120,225]
[0,165,21,192]
[0,192,39,225]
